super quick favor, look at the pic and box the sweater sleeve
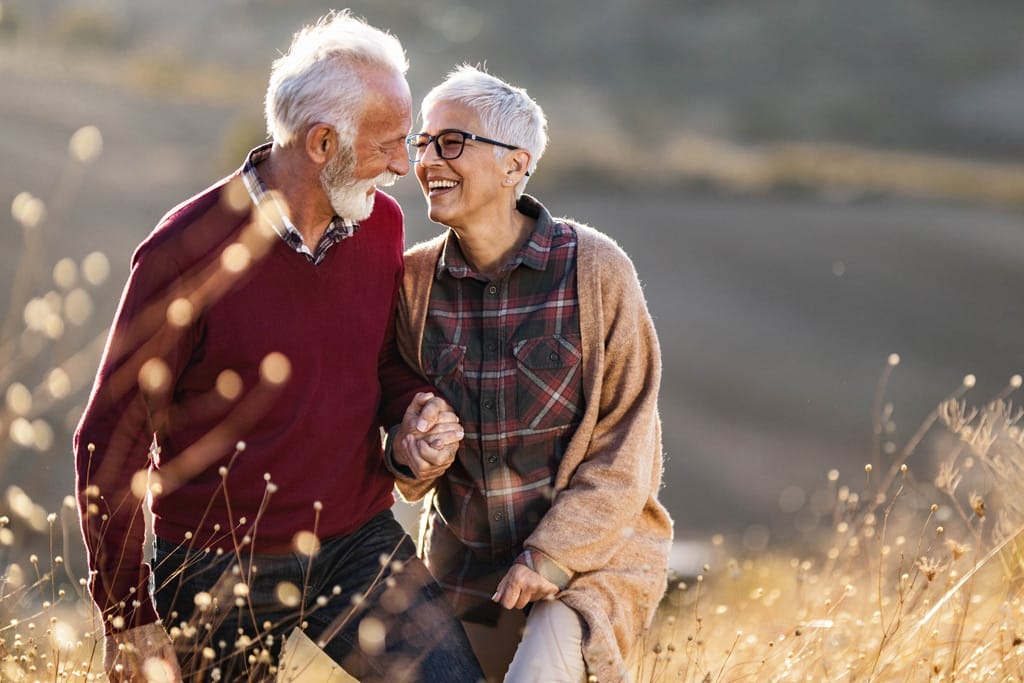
[523,238,664,575]
[376,293,432,428]
[376,204,435,428]
[74,242,195,633]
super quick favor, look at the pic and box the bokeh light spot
[216,369,243,400]
[12,191,46,229]
[6,486,33,519]
[53,257,79,290]
[43,312,65,339]
[51,620,77,651]
[69,125,103,164]
[23,298,48,332]
[275,581,301,608]
[223,176,251,213]
[31,419,53,452]
[9,418,34,447]
[293,530,320,556]
[166,297,195,327]
[5,563,24,589]
[130,470,150,500]
[6,382,32,415]
[221,242,252,273]
[260,352,291,385]
[82,251,110,286]
[138,358,171,394]
[142,656,173,683]
[358,617,387,656]
[64,288,94,326]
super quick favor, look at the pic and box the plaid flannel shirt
[420,196,584,622]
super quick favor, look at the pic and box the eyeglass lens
[407,132,467,161]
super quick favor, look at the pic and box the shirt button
[487,341,498,352]
[487,284,498,295]
[487,455,498,464]
[493,512,503,521]
[483,399,495,410]
[548,352,559,362]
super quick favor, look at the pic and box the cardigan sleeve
[389,237,448,502]
[523,235,665,575]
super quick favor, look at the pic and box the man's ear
[306,123,334,164]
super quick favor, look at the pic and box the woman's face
[414,100,509,230]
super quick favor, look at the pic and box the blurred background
[2,0,1024,575]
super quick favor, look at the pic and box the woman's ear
[306,123,334,164]
[505,149,532,183]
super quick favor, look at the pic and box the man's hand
[104,621,182,682]
[393,392,464,480]
[492,564,559,610]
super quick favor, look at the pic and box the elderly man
[74,11,481,683]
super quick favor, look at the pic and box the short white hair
[265,10,408,147]
[421,65,547,196]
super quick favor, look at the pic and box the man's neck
[258,146,335,247]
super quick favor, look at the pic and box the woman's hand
[492,564,559,610]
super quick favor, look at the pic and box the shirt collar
[241,143,360,261]
[436,194,557,280]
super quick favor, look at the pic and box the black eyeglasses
[406,129,521,164]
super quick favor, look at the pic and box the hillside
[1,1,1024,548]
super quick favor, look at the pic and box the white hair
[421,65,548,196]
[265,10,409,147]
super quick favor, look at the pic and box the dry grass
[630,362,1024,682]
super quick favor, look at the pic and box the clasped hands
[393,392,465,480]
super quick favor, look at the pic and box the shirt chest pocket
[513,335,583,430]
[423,343,467,415]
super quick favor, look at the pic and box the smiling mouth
[427,180,460,194]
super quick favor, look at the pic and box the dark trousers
[153,509,483,682]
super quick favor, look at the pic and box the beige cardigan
[395,221,673,682]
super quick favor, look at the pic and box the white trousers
[463,599,587,683]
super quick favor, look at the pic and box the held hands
[492,563,560,610]
[393,392,464,480]
[104,622,182,682]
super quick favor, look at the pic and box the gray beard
[320,148,376,221]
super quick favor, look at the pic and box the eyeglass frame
[405,129,531,175]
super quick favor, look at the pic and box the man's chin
[356,189,377,220]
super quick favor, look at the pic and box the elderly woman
[389,65,672,682]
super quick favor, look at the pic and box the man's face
[320,68,411,221]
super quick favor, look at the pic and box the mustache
[373,170,399,188]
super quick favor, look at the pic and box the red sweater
[74,172,427,631]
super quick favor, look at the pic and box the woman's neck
[454,207,536,280]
